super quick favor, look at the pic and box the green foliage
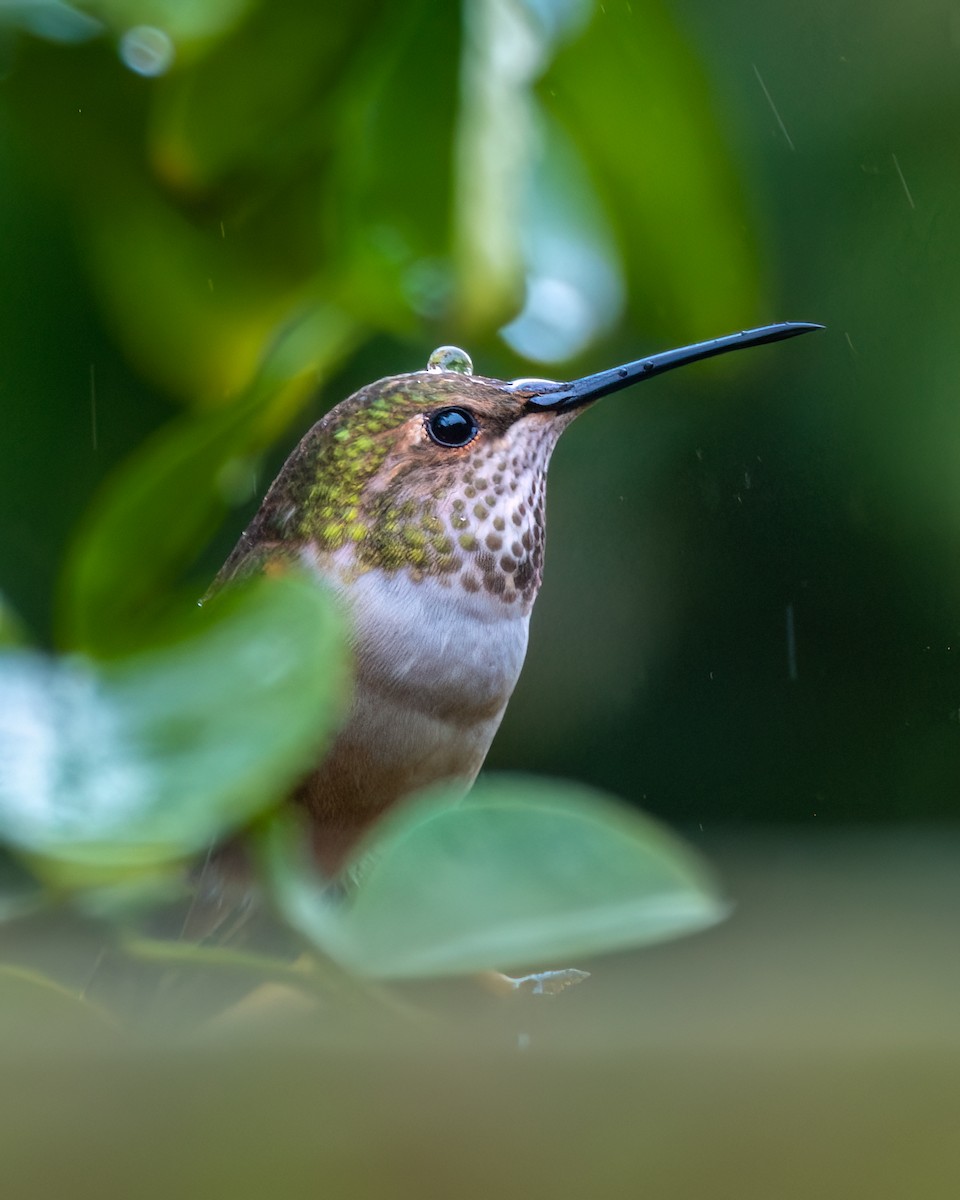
[0,574,349,879]
[0,964,115,1031]
[59,306,359,655]
[540,0,761,337]
[266,777,722,979]
[0,594,27,648]
[0,850,46,921]
[0,0,759,408]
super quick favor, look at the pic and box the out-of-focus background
[2,1,960,1194]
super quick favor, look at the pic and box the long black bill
[512,321,824,412]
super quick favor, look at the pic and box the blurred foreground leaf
[0,574,349,879]
[266,776,724,978]
[0,965,114,1032]
[0,851,45,922]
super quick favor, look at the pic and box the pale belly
[298,568,531,866]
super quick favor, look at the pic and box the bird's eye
[425,406,479,448]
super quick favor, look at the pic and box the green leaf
[0,593,28,648]
[323,0,462,332]
[59,305,358,656]
[540,0,761,340]
[0,850,46,922]
[265,776,725,978]
[148,0,383,185]
[0,965,115,1033]
[92,0,256,46]
[0,573,349,876]
[0,1,103,43]
[2,18,364,401]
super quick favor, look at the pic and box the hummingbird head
[240,324,822,611]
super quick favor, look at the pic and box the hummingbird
[214,323,821,875]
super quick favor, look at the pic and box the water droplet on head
[427,346,473,375]
[119,25,174,77]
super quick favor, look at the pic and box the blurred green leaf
[540,0,761,339]
[0,573,349,877]
[148,0,380,187]
[0,850,46,922]
[265,776,724,978]
[498,112,626,362]
[2,19,365,400]
[453,0,534,331]
[59,305,357,656]
[0,964,114,1031]
[69,870,192,920]
[322,0,462,332]
[79,178,313,402]
[0,594,28,648]
[0,0,103,43]
[91,0,256,47]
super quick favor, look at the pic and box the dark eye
[425,406,479,448]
